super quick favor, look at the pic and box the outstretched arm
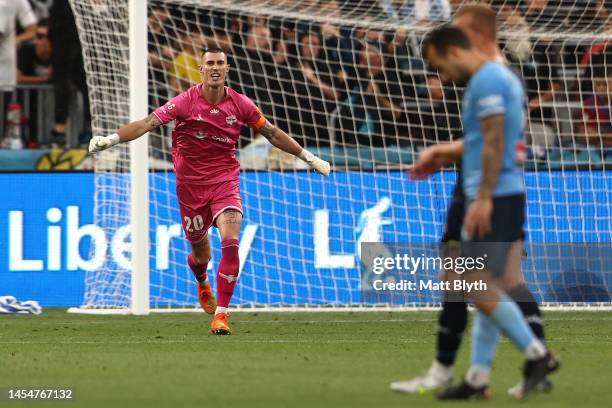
[89,113,162,153]
[258,120,331,176]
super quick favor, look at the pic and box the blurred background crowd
[0,0,610,166]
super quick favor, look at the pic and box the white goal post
[68,0,612,314]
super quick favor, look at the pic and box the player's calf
[216,238,239,313]
[188,254,216,315]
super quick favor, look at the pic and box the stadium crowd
[0,0,610,163]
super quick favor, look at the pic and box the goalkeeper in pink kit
[89,47,331,334]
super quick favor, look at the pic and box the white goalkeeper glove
[298,149,331,176]
[89,133,120,154]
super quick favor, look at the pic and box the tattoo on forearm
[480,115,505,197]
[145,113,162,129]
[259,121,277,140]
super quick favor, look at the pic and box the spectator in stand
[378,0,452,24]
[578,69,612,151]
[338,44,404,147]
[318,0,350,78]
[418,75,462,145]
[520,0,551,27]
[501,8,561,149]
[580,18,611,82]
[148,6,175,93]
[16,19,52,147]
[17,19,52,85]
[520,0,605,30]
[284,32,341,147]
[170,30,206,92]
[49,0,90,146]
[237,24,287,130]
[387,28,426,99]
[0,0,37,136]
[147,6,175,160]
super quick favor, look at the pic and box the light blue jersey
[462,62,526,199]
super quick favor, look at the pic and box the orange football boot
[211,312,231,335]
[197,280,216,315]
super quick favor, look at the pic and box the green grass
[0,310,611,408]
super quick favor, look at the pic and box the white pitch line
[1,337,609,345]
[15,316,612,326]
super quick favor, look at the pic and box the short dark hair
[201,46,225,56]
[421,24,472,60]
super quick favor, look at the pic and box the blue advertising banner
[0,172,610,306]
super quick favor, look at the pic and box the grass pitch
[1,310,611,408]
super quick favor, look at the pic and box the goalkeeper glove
[298,149,331,176]
[89,133,120,154]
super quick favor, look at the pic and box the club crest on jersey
[226,115,237,126]
[210,108,220,115]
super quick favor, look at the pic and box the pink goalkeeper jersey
[153,84,266,185]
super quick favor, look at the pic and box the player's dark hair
[421,24,472,60]
[201,47,226,57]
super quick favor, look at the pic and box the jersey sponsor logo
[196,113,204,121]
[226,115,237,126]
[210,134,232,144]
[210,108,220,115]
[478,94,503,109]
[195,131,206,140]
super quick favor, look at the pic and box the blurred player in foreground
[412,25,558,400]
[89,47,330,335]
[391,5,551,397]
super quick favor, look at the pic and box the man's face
[200,52,229,88]
[301,34,321,59]
[252,26,272,51]
[425,45,470,84]
[594,77,612,99]
[35,26,51,54]
[360,46,384,74]
[152,7,169,23]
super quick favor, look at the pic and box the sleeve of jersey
[17,0,37,27]
[241,95,267,130]
[152,92,189,125]
[474,73,506,120]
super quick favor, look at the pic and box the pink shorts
[176,179,243,243]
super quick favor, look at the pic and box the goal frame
[68,0,150,315]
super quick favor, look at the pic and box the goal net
[69,0,612,312]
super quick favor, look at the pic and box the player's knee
[190,240,211,265]
[192,254,211,266]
